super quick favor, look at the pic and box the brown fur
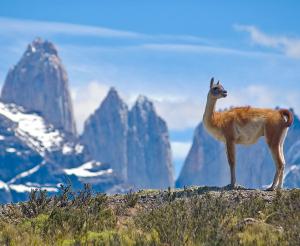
[279,109,293,127]
[203,78,293,190]
[212,107,290,131]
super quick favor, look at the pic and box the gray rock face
[283,113,300,188]
[177,111,300,189]
[176,123,228,187]
[127,96,174,189]
[81,88,129,180]
[81,92,174,189]
[1,38,76,135]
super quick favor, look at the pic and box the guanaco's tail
[279,109,293,127]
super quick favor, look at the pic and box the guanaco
[203,78,293,190]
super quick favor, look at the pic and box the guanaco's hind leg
[277,144,285,188]
[265,126,286,191]
[278,128,288,188]
[225,140,236,189]
[266,146,282,191]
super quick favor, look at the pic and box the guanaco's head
[209,77,227,99]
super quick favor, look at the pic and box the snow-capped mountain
[0,101,119,203]
[0,38,174,203]
[1,38,77,135]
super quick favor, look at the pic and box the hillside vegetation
[0,184,299,245]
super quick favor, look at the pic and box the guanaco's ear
[210,77,214,88]
[217,80,220,85]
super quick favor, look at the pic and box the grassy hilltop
[0,185,299,245]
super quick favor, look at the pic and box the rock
[81,92,174,189]
[284,165,300,188]
[127,96,174,189]
[1,38,76,135]
[176,123,228,187]
[81,88,129,180]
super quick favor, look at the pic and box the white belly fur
[234,119,265,145]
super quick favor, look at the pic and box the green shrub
[124,189,139,208]
[20,189,52,218]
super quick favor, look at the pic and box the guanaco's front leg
[225,140,236,189]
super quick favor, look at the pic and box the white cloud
[154,97,203,130]
[0,17,209,44]
[0,17,142,39]
[235,24,300,58]
[221,85,277,109]
[213,84,300,119]
[55,42,283,61]
[72,81,110,133]
[139,43,273,57]
[171,141,192,160]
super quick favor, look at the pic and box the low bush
[0,186,299,245]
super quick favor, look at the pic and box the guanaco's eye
[213,87,218,91]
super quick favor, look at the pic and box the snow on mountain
[0,180,9,191]
[0,102,64,156]
[9,184,59,193]
[64,161,113,178]
[7,161,46,185]
[0,101,119,203]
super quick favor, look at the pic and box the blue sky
[1,0,300,177]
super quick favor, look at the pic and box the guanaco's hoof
[224,184,236,190]
[266,186,275,191]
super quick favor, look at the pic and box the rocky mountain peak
[81,88,129,180]
[1,38,77,135]
[130,95,157,126]
[81,89,174,189]
[135,95,154,111]
[103,87,127,109]
[26,38,58,56]
[127,95,174,189]
[106,86,118,97]
[87,87,128,127]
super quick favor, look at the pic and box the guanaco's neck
[203,93,217,127]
